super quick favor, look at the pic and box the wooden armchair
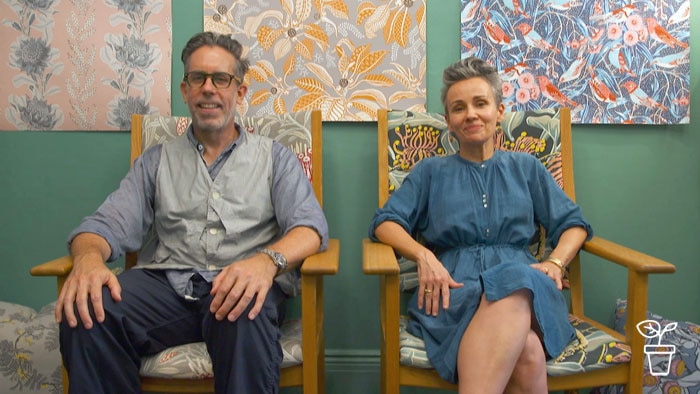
[31,110,339,394]
[362,108,676,393]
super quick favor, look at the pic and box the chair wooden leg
[380,274,400,394]
[62,365,68,394]
[302,273,324,394]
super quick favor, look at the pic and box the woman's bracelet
[544,257,566,274]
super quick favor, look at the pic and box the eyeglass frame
[183,71,242,89]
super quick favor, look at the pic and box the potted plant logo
[636,319,677,376]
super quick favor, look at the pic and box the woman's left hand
[531,261,564,290]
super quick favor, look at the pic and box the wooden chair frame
[362,108,676,394]
[31,110,339,394]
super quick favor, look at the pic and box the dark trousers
[59,269,286,394]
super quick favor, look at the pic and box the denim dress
[368,151,593,383]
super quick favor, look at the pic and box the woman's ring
[424,288,432,294]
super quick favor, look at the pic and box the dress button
[212,191,221,200]
[209,228,218,235]
[207,265,217,270]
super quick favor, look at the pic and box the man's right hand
[55,233,121,329]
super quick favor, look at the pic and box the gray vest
[137,131,299,295]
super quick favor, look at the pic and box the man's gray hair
[181,31,250,83]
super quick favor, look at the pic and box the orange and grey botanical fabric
[203,0,428,120]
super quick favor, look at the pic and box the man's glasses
[184,72,241,89]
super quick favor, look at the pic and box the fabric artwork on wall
[203,0,427,121]
[460,0,690,125]
[0,0,173,131]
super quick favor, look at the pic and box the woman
[368,57,592,393]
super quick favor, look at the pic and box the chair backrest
[377,108,582,300]
[131,110,323,205]
[378,107,573,206]
[126,110,323,269]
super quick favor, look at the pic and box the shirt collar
[185,122,245,157]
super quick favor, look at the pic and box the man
[55,31,328,394]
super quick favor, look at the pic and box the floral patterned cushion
[140,318,302,378]
[398,314,631,376]
[591,300,700,394]
[385,109,564,292]
[0,301,61,393]
[0,300,303,386]
[547,315,631,376]
[140,111,314,183]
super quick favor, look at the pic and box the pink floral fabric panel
[1,0,173,131]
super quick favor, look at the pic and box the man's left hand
[209,254,277,321]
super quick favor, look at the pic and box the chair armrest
[300,238,339,276]
[581,235,676,389]
[360,235,676,276]
[29,255,74,277]
[582,236,676,274]
[362,238,400,275]
[31,241,341,279]
[298,238,338,379]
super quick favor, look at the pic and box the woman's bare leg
[457,289,532,394]
[504,330,548,394]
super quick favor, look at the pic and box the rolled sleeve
[368,160,430,242]
[531,159,593,247]
[271,142,329,251]
[67,146,161,261]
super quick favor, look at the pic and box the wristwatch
[258,248,287,274]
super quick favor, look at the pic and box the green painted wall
[1,0,698,392]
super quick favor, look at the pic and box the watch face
[261,248,286,271]
[274,252,287,269]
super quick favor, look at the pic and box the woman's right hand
[416,249,463,316]
[373,221,463,316]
